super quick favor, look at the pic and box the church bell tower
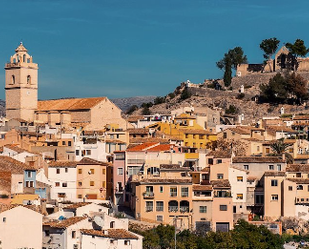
[5,43,38,122]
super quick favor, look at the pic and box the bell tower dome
[5,42,38,122]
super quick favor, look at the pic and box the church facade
[5,43,130,130]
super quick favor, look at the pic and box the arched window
[23,54,26,63]
[11,75,15,84]
[27,75,31,84]
[297,185,303,190]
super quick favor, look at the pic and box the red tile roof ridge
[126,142,159,152]
[81,229,139,239]
[43,216,86,228]
[79,157,112,166]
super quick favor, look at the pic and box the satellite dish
[92,215,104,230]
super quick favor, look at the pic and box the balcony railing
[143,192,154,199]
[181,193,189,197]
[156,206,164,212]
[168,206,178,212]
[214,191,232,198]
[170,193,177,197]
[295,197,309,204]
[180,207,189,213]
[127,159,145,164]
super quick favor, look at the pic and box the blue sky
[0,0,309,100]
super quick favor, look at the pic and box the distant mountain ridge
[111,96,156,112]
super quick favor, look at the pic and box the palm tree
[270,138,293,164]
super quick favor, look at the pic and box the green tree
[217,47,247,87]
[126,105,138,115]
[260,38,280,72]
[270,138,294,163]
[286,39,309,71]
[180,88,192,100]
[260,73,288,103]
[286,72,308,104]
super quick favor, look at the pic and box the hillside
[111,96,156,112]
[134,72,309,124]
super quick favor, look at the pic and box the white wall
[48,167,77,202]
[0,206,42,249]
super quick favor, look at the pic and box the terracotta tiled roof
[81,229,139,239]
[0,156,36,173]
[126,142,158,152]
[129,137,170,144]
[38,97,107,111]
[0,171,11,193]
[247,176,257,181]
[43,216,86,228]
[135,178,192,184]
[192,185,212,191]
[207,150,231,158]
[146,144,171,152]
[127,128,149,135]
[78,157,112,166]
[286,164,309,172]
[48,161,78,168]
[160,164,188,170]
[210,179,230,188]
[63,202,91,209]
[127,115,143,122]
[264,171,286,177]
[0,204,43,214]
[267,126,297,133]
[227,127,250,135]
[293,115,309,120]
[4,145,31,154]
[286,178,309,184]
[233,156,285,163]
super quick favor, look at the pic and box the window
[157,215,163,222]
[90,169,95,174]
[56,168,60,174]
[27,171,32,178]
[208,158,214,165]
[220,205,227,211]
[11,75,15,84]
[170,187,177,197]
[217,174,223,179]
[181,187,189,197]
[277,164,281,171]
[124,240,130,246]
[297,185,304,190]
[255,195,264,204]
[90,181,94,186]
[65,168,68,173]
[2,217,6,222]
[86,150,91,155]
[102,169,106,175]
[72,231,76,238]
[27,75,31,84]
[237,176,243,182]
[68,141,72,146]
[237,193,243,200]
[102,181,106,188]
[199,206,207,213]
[244,165,249,170]
[266,148,270,153]
[117,168,123,175]
[257,146,260,152]
[58,193,66,198]
[110,221,115,228]
[289,148,294,153]
[156,201,164,211]
[160,186,163,193]
[55,182,60,187]
[223,132,227,139]
[296,173,301,178]
[78,168,82,174]
[78,194,82,198]
[62,141,66,146]
[269,165,274,170]
[289,186,293,191]
[217,159,222,164]
[146,201,153,212]
[76,150,80,156]
[271,194,279,201]
[271,180,278,186]
[62,182,67,187]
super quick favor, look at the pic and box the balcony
[143,192,154,199]
[295,197,309,205]
[127,159,145,164]
[214,191,232,198]
[168,206,178,212]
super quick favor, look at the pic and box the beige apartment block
[76,157,113,201]
[263,171,285,220]
[131,164,193,230]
